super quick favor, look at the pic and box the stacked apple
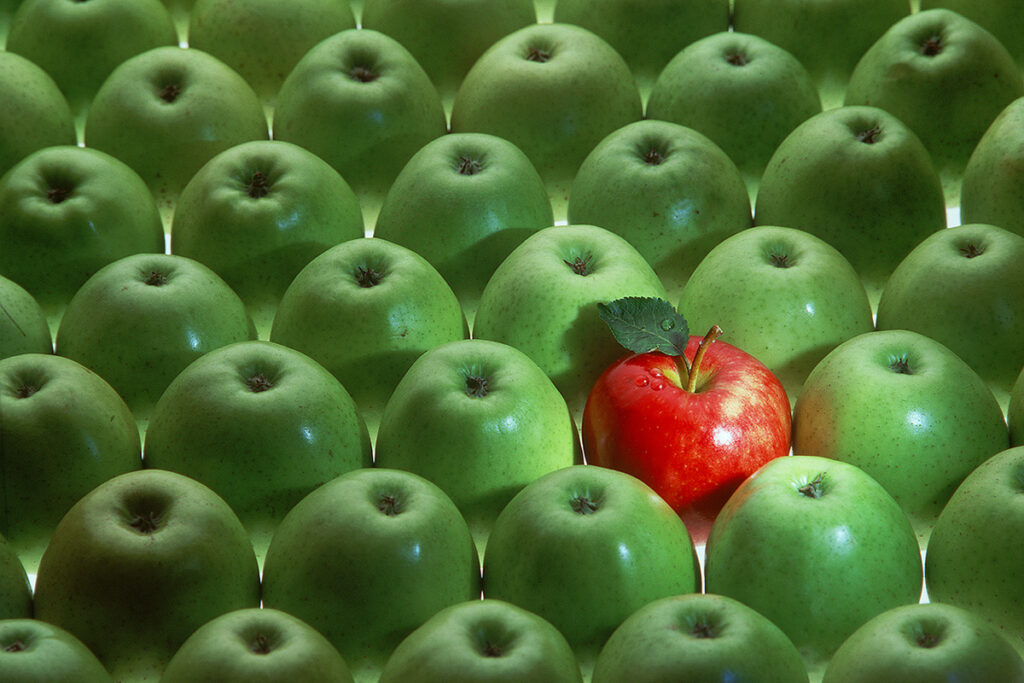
[5,0,1024,681]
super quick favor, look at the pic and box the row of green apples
[3,380,1024,683]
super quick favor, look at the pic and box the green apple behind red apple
[566,119,752,300]
[472,225,667,424]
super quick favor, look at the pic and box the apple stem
[685,325,723,393]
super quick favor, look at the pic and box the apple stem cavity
[378,494,402,516]
[525,46,552,63]
[15,383,39,399]
[888,354,913,375]
[46,184,73,204]
[456,155,483,175]
[960,242,984,258]
[349,65,379,83]
[247,171,271,198]
[481,641,503,657]
[921,34,944,57]
[642,145,666,166]
[3,639,26,653]
[464,375,489,398]
[128,511,161,534]
[251,634,273,654]
[917,631,941,648]
[857,126,883,144]
[798,473,827,499]
[159,83,182,103]
[563,254,593,276]
[246,371,274,393]
[726,52,748,67]
[570,494,600,515]
[685,325,723,393]
[145,271,169,287]
[689,617,717,639]
[355,265,384,288]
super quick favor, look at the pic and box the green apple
[1010,368,1024,446]
[921,0,1024,70]
[792,329,1009,543]
[679,226,874,406]
[754,105,947,309]
[170,139,364,336]
[143,340,372,561]
[161,608,355,683]
[272,28,447,224]
[876,223,1024,411]
[360,0,536,104]
[0,535,31,620]
[565,119,751,300]
[0,353,141,573]
[261,467,481,681]
[823,602,1024,682]
[372,132,553,323]
[0,145,165,326]
[374,338,579,552]
[187,0,356,106]
[0,619,114,683]
[379,599,583,683]
[5,0,177,119]
[33,469,261,682]
[645,30,822,199]
[0,51,76,178]
[591,593,809,683]
[473,225,667,423]
[270,237,466,439]
[450,22,642,216]
[0,274,51,360]
[553,0,728,94]
[704,455,923,675]
[55,253,255,423]
[482,465,701,672]
[926,445,1024,654]
[844,8,1024,205]
[960,96,1024,239]
[84,45,269,220]
[731,0,910,109]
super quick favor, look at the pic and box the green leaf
[597,296,690,357]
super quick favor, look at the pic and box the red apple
[582,297,791,544]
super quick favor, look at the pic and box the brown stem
[686,325,722,393]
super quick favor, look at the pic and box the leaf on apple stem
[598,296,691,370]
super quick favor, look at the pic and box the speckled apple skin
[591,594,809,683]
[261,468,481,675]
[962,97,1024,239]
[845,8,1024,203]
[0,353,142,571]
[583,336,791,545]
[704,455,923,668]
[55,253,256,420]
[0,275,52,360]
[877,224,1024,410]
[143,340,373,554]
[680,225,874,403]
[161,608,356,683]
[0,145,165,318]
[375,338,578,544]
[273,28,447,213]
[646,31,821,191]
[567,119,752,300]
[926,446,1024,655]
[754,105,946,307]
[482,465,700,654]
[0,51,76,178]
[822,602,1024,683]
[732,0,909,107]
[472,225,667,424]
[792,329,1009,540]
[373,132,553,322]
[188,0,356,103]
[270,237,466,437]
[379,600,583,683]
[6,0,178,113]
[32,469,261,683]
[450,22,642,202]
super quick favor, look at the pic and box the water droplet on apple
[651,381,665,391]
[634,376,649,387]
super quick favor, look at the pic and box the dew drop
[651,380,665,391]
[635,376,650,387]
[660,319,675,331]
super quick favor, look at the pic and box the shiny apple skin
[582,335,791,543]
